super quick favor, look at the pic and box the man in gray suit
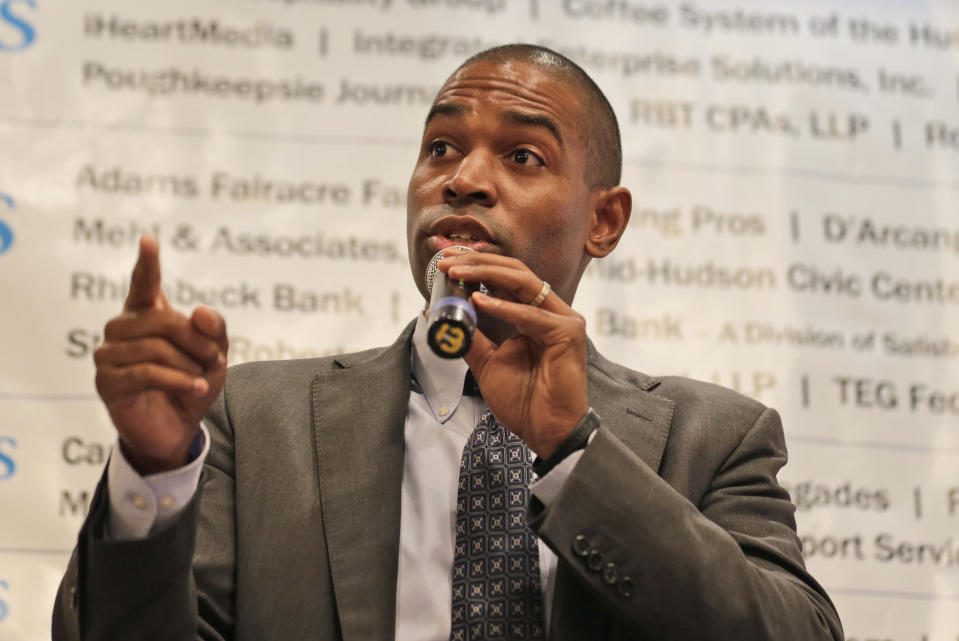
[54,45,843,640]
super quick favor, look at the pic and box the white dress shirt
[106,315,586,639]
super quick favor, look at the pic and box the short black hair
[456,44,622,190]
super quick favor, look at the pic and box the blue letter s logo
[0,580,8,622]
[0,437,16,481]
[0,193,13,255]
[0,0,36,52]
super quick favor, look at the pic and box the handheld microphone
[425,246,481,359]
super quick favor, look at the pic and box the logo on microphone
[430,322,467,356]
[0,0,37,52]
[0,193,14,255]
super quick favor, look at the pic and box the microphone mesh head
[425,246,475,295]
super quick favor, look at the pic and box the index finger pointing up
[124,234,163,311]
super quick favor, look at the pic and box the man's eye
[430,141,449,157]
[511,149,543,166]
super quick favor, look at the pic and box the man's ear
[585,186,632,258]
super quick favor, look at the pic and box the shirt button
[618,576,636,599]
[131,494,148,510]
[159,496,175,509]
[439,407,449,417]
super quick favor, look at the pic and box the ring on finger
[529,280,551,307]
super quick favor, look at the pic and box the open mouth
[429,233,491,253]
[427,217,495,253]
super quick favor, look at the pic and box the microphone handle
[426,247,479,359]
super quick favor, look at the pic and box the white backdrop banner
[1,0,958,639]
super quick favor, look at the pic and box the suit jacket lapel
[585,345,674,473]
[311,324,415,641]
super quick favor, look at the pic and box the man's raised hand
[93,235,228,474]
[439,252,590,460]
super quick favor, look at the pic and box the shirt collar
[411,314,470,424]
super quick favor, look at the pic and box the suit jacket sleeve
[51,391,238,641]
[529,402,844,641]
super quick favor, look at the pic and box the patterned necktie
[450,410,545,641]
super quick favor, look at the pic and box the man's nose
[443,152,496,206]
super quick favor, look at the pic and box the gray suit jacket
[54,322,843,640]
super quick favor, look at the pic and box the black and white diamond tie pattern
[450,410,545,641]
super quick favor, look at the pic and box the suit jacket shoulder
[588,343,768,427]
[224,343,395,396]
[586,344,774,484]
[216,325,413,428]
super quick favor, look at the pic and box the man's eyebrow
[425,103,564,147]
[500,110,563,147]
[424,103,465,127]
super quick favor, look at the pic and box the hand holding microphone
[436,251,590,459]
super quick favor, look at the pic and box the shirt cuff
[530,409,600,506]
[530,447,586,506]
[106,425,210,541]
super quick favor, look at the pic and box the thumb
[124,234,164,311]
[462,327,495,380]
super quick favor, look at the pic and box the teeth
[448,233,475,241]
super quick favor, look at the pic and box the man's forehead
[435,59,572,105]
[424,60,582,141]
